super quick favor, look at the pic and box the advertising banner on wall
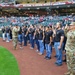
[0,0,75,8]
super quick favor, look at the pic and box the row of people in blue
[17,23,65,66]
[1,22,65,66]
[20,25,53,60]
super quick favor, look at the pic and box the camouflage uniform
[65,30,75,75]
[64,28,69,37]
[12,27,20,49]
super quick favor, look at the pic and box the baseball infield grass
[0,46,20,75]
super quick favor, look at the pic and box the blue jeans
[39,40,44,54]
[18,35,21,42]
[24,36,27,46]
[27,35,29,41]
[18,34,22,43]
[31,36,35,48]
[29,34,31,44]
[22,33,24,41]
[36,39,39,50]
[54,42,63,64]
[29,34,35,48]
[45,44,52,57]
[6,33,10,41]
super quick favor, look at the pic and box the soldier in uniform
[63,24,69,62]
[65,22,75,75]
[12,25,20,50]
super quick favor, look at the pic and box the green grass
[0,46,20,75]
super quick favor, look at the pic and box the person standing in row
[12,25,20,50]
[23,26,28,46]
[63,24,69,62]
[65,22,75,75]
[54,22,64,66]
[35,28,40,52]
[2,26,6,41]
[28,25,35,49]
[6,26,11,42]
[18,27,23,49]
[44,26,53,60]
[38,26,44,55]
[9,25,12,41]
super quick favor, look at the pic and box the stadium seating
[0,14,74,28]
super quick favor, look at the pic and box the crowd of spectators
[0,14,75,28]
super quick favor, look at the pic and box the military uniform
[65,30,75,75]
[12,26,20,49]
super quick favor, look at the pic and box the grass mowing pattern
[0,46,20,75]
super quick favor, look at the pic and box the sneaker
[30,47,33,50]
[55,62,58,65]
[63,59,66,62]
[38,53,43,55]
[36,50,39,52]
[6,40,9,42]
[44,56,48,59]
[46,57,51,60]
[56,63,62,66]
[3,39,5,41]
[20,47,23,49]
